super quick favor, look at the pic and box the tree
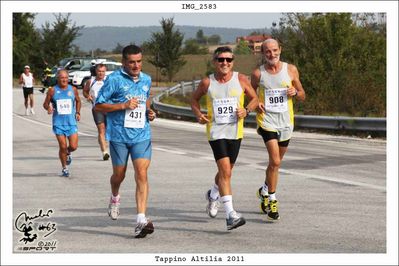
[112,42,124,54]
[146,17,186,82]
[183,39,208,55]
[207,34,221,45]
[13,13,42,77]
[234,40,252,55]
[41,13,83,66]
[196,29,207,45]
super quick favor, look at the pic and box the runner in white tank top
[251,38,306,221]
[82,63,110,160]
[191,46,258,230]
[19,65,36,115]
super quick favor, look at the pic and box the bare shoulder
[287,63,299,74]
[238,73,250,82]
[199,76,210,89]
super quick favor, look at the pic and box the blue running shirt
[95,68,152,143]
[51,84,77,126]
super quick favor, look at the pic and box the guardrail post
[192,80,196,92]
[180,81,185,96]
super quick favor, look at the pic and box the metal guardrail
[152,81,386,132]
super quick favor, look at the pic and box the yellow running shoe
[256,187,269,214]
[267,200,280,221]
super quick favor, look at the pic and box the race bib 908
[265,88,288,113]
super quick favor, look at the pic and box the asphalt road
[7,88,392,264]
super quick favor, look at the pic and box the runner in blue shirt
[95,45,156,238]
[43,69,81,177]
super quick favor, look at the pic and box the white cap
[24,65,30,69]
[91,60,96,65]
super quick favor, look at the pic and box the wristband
[76,112,80,115]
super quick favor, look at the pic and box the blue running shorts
[110,139,152,166]
[53,125,78,136]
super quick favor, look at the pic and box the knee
[69,144,78,152]
[268,159,281,170]
[219,169,232,181]
[136,170,148,183]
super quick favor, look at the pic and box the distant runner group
[22,38,305,238]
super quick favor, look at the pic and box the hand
[287,86,297,97]
[147,109,156,121]
[236,107,247,119]
[87,95,94,103]
[257,102,265,113]
[124,98,139,109]
[75,113,81,121]
[197,113,210,124]
[47,106,53,114]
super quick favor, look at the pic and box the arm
[43,87,55,114]
[146,85,156,121]
[19,74,24,85]
[94,77,139,113]
[82,79,93,102]
[73,86,81,121]
[190,77,210,124]
[95,98,138,113]
[238,74,259,118]
[250,68,265,113]
[288,64,306,102]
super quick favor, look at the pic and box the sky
[34,13,283,29]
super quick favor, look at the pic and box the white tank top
[206,72,245,140]
[256,62,295,140]
[22,73,33,88]
[89,77,105,107]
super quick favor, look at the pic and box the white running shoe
[134,219,154,238]
[108,197,120,220]
[25,108,30,116]
[30,108,35,115]
[226,211,246,230]
[205,189,219,218]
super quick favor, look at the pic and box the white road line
[13,113,96,137]
[279,169,386,191]
[153,147,186,155]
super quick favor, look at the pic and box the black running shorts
[23,87,34,98]
[209,139,242,164]
[92,108,106,125]
[257,127,290,147]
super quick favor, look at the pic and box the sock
[261,183,269,196]
[221,195,234,218]
[269,192,276,201]
[111,194,120,202]
[136,213,146,224]
[210,183,220,200]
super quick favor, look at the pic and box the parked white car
[71,61,122,88]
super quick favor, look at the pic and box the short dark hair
[122,45,142,59]
[213,46,234,60]
[95,63,107,70]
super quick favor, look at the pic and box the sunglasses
[216,57,234,63]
